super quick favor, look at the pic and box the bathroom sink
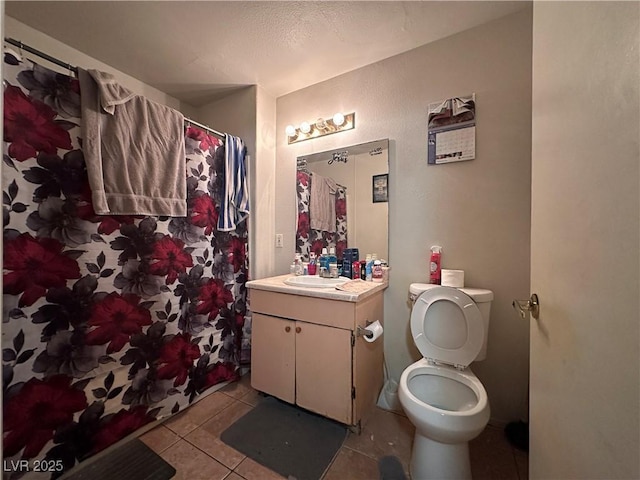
[284,276,351,288]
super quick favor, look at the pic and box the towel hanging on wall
[309,172,337,233]
[217,134,250,231]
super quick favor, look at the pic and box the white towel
[78,68,186,216]
[217,134,250,231]
[309,173,337,233]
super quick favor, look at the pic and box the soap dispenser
[319,248,329,278]
[328,247,338,278]
[294,253,304,276]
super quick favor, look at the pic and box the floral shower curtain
[295,170,347,261]
[2,52,250,478]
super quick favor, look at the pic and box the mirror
[295,139,389,263]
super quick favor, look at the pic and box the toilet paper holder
[512,293,540,320]
[356,320,376,338]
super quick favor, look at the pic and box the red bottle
[352,261,360,279]
[308,252,317,275]
[429,246,442,284]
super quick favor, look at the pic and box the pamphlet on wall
[427,94,476,165]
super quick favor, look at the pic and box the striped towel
[217,134,250,231]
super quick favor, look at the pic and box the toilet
[399,283,493,480]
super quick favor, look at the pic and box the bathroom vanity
[246,275,387,430]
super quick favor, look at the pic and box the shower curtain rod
[4,37,226,140]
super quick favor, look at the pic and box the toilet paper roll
[441,269,465,288]
[364,320,383,343]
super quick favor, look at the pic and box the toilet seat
[402,360,487,417]
[411,287,484,369]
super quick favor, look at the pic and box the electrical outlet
[275,234,284,248]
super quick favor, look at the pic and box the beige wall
[253,86,278,279]
[353,149,388,260]
[275,9,533,424]
[197,86,257,151]
[4,16,186,111]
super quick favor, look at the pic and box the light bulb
[332,112,345,126]
[315,118,327,130]
[285,125,296,137]
[299,122,311,134]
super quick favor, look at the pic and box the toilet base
[410,433,471,480]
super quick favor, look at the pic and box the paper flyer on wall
[427,94,476,165]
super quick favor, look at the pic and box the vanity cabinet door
[251,313,296,403]
[295,322,353,425]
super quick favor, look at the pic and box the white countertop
[246,274,387,302]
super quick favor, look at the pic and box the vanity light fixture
[286,112,355,144]
[285,125,297,137]
[299,121,311,134]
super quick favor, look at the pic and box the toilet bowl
[399,284,493,480]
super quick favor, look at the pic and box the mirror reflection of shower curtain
[295,171,348,261]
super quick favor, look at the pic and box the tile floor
[140,374,528,480]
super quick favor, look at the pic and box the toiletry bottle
[360,258,367,279]
[352,261,360,279]
[294,253,304,276]
[381,260,390,282]
[430,246,442,284]
[308,252,317,276]
[319,248,329,278]
[342,258,351,278]
[372,259,383,282]
[365,254,373,281]
[342,248,351,278]
[328,247,338,278]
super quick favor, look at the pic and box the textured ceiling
[5,1,529,106]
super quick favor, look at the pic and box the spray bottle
[308,252,317,275]
[429,246,442,285]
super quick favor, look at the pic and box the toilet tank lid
[409,283,493,302]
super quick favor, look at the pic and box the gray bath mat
[220,396,347,480]
[65,438,175,480]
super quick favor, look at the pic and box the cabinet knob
[296,326,302,333]
[285,326,291,333]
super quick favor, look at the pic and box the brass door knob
[512,293,540,320]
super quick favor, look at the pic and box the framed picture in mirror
[372,174,388,203]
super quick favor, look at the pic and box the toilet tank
[409,284,493,362]
[458,287,493,361]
